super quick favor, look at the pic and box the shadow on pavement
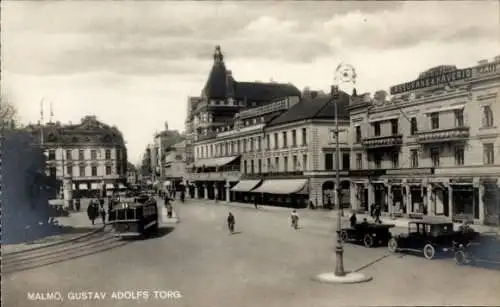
[119,227,175,242]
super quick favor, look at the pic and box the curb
[3,225,108,256]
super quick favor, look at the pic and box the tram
[108,195,159,238]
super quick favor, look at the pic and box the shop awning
[106,183,114,189]
[252,179,308,195]
[78,184,88,190]
[231,180,261,192]
[90,183,99,190]
[193,156,240,168]
[118,183,126,189]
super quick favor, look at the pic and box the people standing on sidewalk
[370,204,375,218]
[374,205,382,224]
[350,212,357,227]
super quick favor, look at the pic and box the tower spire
[213,45,224,64]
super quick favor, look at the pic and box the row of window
[354,143,495,170]
[354,106,494,142]
[196,128,308,159]
[242,154,308,174]
[47,149,115,161]
[50,165,114,177]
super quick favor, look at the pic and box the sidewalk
[55,211,106,229]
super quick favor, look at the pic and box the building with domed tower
[348,55,500,226]
[24,115,128,199]
[184,46,359,208]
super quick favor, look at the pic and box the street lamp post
[315,63,372,284]
[331,84,345,277]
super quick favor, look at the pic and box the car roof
[409,219,453,225]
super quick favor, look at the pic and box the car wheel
[363,234,374,248]
[388,238,398,252]
[423,244,436,260]
[455,251,467,265]
[340,230,348,242]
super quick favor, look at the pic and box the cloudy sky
[2,1,499,164]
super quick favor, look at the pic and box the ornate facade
[348,55,500,225]
[25,115,128,197]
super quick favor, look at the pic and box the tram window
[126,208,135,220]
[118,210,126,220]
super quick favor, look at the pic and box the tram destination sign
[390,68,473,95]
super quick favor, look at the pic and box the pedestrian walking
[75,198,81,211]
[254,196,258,209]
[87,201,98,225]
[167,203,173,219]
[370,203,375,218]
[227,212,235,234]
[99,205,106,225]
[349,212,357,228]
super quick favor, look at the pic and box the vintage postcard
[1,1,499,306]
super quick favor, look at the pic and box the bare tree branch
[0,94,18,127]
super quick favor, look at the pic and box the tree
[0,94,17,128]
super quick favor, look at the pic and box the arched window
[483,105,494,128]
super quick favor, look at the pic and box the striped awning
[90,183,100,190]
[252,179,308,195]
[78,184,88,190]
[193,156,240,168]
[231,180,261,192]
[106,184,114,189]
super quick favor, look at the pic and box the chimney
[352,88,358,96]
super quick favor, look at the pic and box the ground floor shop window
[452,186,477,220]
[484,186,499,226]
[392,186,404,213]
[410,187,425,214]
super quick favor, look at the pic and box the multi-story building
[25,115,128,197]
[163,140,188,190]
[126,162,138,185]
[348,55,500,225]
[187,91,354,208]
[149,123,183,182]
[184,45,302,201]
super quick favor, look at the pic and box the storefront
[482,178,500,226]
[231,180,262,203]
[449,178,478,222]
[251,179,309,208]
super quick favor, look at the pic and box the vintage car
[108,196,159,238]
[388,219,479,260]
[454,232,500,268]
[340,222,395,247]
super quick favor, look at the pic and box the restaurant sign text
[390,68,472,95]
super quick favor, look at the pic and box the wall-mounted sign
[450,178,473,184]
[476,63,498,75]
[390,68,473,95]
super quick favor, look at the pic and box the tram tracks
[2,228,128,275]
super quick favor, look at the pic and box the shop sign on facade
[390,68,473,95]
[476,63,499,75]
[450,177,474,184]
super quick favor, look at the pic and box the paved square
[3,200,499,307]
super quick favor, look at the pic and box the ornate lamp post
[315,63,372,284]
